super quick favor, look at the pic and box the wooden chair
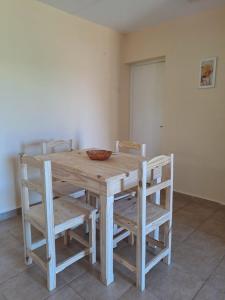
[112,140,146,245]
[86,140,146,241]
[42,139,75,154]
[115,140,146,156]
[113,154,174,291]
[20,155,96,291]
[114,140,146,201]
[21,139,85,199]
[42,139,85,199]
[21,140,46,156]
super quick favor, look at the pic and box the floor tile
[0,245,28,285]
[173,231,225,280]
[69,269,131,300]
[119,286,159,300]
[45,286,82,300]
[173,194,190,212]
[0,216,22,235]
[10,223,43,245]
[214,256,225,276]
[183,230,225,253]
[194,284,225,300]
[173,201,216,229]
[181,202,217,218]
[172,220,195,249]
[173,209,205,229]
[0,265,67,300]
[211,207,225,224]
[206,273,225,294]
[60,260,88,284]
[205,255,225,294]
[0,266,52,300]
[146,263,204,300]
[198,218,225,240]
[0,294,6,300]
[191,197,222,210]
[0,231,23,254]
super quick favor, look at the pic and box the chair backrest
[21,141,47,156]
[42,139,75,154]
[115,140,146,157]
[19,141,48,205]
[137,154,174,229]
[20,155,54,231]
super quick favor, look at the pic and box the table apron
[51,166,161,197]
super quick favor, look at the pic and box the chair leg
[89,213,96,264]
[113,224,118,235]
[46,234,56,291]
[113,224,118,248]
[64,230,70,246]
[163,220,172,265]
[85,191,92,233]
[22,218,32,265]
[136,232,146,291]
[128,233,135,246]
[86,190,91,205]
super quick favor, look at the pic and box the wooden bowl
[86,150,112,161]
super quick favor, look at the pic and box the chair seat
[26,196,94,235]
[53,181,85,198]
[114,198,170,234]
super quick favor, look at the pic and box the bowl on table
[86,150,112,161]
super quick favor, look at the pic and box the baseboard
[0,207,21,222]
[174,190,225,206]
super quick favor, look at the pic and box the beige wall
[120,7,225,204]
[0,0,121,213]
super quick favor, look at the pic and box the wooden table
[36,150,146,285]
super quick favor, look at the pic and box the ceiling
[38,0,225,32]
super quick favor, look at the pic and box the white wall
[0,0,121,213]
[1,1,224,214]
[120,7,225,204]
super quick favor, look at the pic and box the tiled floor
[0,193,225,300]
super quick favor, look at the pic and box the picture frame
[199,57,217,88]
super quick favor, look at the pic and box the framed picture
[199,57,217,88]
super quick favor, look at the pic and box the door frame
[129,57,166,142]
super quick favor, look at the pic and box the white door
[130,60,165,158]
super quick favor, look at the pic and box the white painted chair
[21,139,85,199]
[41,139,74,154]
[21,140,47,156]
[42,139,85,199]
[115,140,146,156]
[113,154,174,291]
[111,140,146,246]
[86,140,146,239]
[114,140,146,201]
[20,155,96,291]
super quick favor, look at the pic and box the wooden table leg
[100,194,114,285]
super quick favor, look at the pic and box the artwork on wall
[199,57,217,88]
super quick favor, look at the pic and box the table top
[36,150,144,182]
